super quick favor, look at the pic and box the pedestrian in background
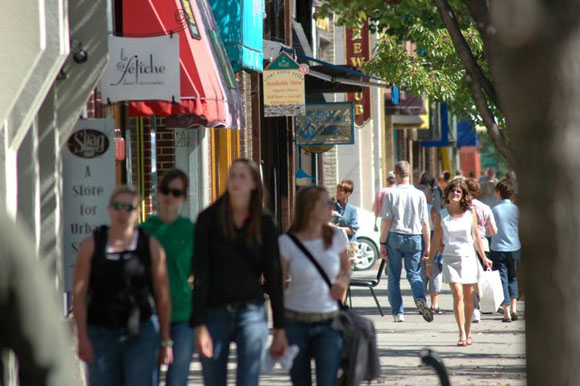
[465,178,497,323]
[191,159,287,386]
[417,186,443,314]
[279,186,351,386]
[418,172,443,212]
[372,171,396,232]
[332,180,359,242]
[380,161,433,323]
[489,179,521,322]
[140,169,195,386]
[427,180,493,346]
[73,186,173,386]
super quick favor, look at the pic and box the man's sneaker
[415,299,434,322]
[393,313,405,323]
[472,309,481,323]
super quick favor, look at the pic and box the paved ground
[171,263,526,385]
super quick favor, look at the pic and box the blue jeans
[165,322,195,386]
[87,316,159,386]
[387,233,426,315]
[200,302,268,386]
[489,250,521,306]
[285,318,342,386]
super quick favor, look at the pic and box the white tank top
[441,208,476,258]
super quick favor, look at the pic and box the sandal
[457,339,467,347]
[430,306,442,315]
[466,336,472,345]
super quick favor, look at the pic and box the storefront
[106,0,246,219]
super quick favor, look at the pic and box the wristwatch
[160,339,174,347]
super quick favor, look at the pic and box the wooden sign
[346,21,371,126]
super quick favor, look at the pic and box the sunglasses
[322,199,334,208]
[111,202,138,212]
[159,186,185,197]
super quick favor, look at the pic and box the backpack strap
[286,233,333,290]
[286,233,345,309]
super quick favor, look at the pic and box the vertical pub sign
[346,20,371,127]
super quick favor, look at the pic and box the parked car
[352,207,381,271]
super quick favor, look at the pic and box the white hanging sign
[62,119,116,292]
[100,35,180,103]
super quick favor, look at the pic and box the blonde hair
[109,185,141,206]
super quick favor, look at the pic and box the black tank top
[87,226,156,335]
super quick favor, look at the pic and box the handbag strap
[286,233,333,290]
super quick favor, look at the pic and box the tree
[320,0,514,166]
[493,2,580,384]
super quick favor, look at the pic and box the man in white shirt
[380,161,433,323]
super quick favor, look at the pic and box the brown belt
[284,309,338,323]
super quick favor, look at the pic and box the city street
[172,264,527,385]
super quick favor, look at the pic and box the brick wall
[321,12,339,191]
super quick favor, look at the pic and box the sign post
[295,102,355,146]
[263,52,306,117]
[100,35,181,103]
[345,21,371,126]
[62,119,116,292]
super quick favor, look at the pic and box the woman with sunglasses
[73,186,172,386]
[426,179,493,346]
[140,169,195,386]
[279,186,351,386]
[191,159,287,385]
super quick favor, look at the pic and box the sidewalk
[177,265,526,385]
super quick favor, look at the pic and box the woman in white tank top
[426,179,492,347]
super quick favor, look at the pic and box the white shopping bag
[478,268,504,313]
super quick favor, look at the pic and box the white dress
[440,208,478,284]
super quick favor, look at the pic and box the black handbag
[286,233,381,386]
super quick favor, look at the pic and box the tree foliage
[319,0,507,147]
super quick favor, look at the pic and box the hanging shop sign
[263,52,306,117]
[302,145,334,153]
[295,102,355,146]
[100,35,180,103]
[346,20,371,126]
[62,119,116,292]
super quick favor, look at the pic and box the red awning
[123,0,244,128]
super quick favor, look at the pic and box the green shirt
[140,215,195,323]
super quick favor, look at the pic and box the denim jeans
[387,233,426,315]
[87,316,159,386]
[164,322,195,386]
[200,302,268,386]
[489,250,521,306]
[285,318,342,386]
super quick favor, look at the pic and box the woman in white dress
[427,179,493,346]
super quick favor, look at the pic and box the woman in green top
[140,169,195,386]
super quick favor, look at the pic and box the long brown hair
[287,186,333,249]
[218,159,264,245]
[443,179,472,212]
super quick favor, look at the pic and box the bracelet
[380,241,387,245]
[160,339,174,347]
[426,263,432,266]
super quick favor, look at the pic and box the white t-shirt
[381,184,429,235]
[278,228,348,313]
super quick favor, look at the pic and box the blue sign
[295,102,355,146]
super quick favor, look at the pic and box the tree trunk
[433,0,515,167]
[492,2,580,384]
